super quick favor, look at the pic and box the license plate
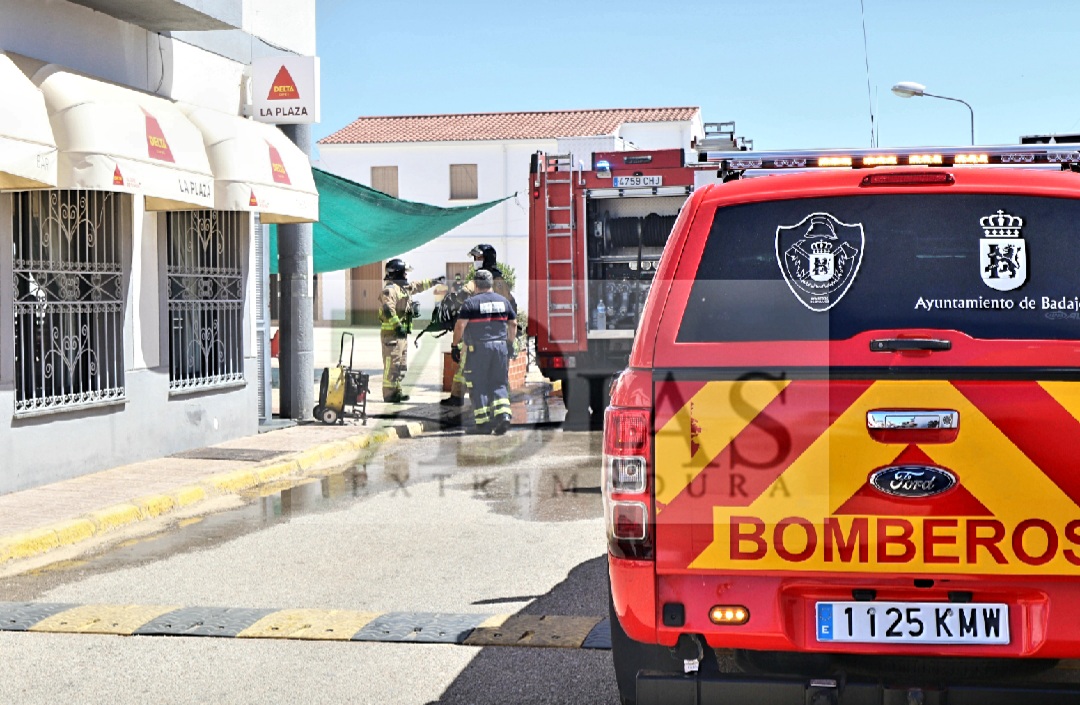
[816,601,1009,645]
[613,175,662,187]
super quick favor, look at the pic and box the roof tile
[318,107,700,145]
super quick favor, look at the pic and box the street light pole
[891,81,975,146]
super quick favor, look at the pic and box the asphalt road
[0,428,620,705]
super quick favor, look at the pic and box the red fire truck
[527,123,750,428]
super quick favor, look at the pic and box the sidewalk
[0,326,560,569]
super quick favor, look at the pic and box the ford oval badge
[870,465,957,498]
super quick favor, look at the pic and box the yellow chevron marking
[655,379,789,506]
[689,381,1080,575]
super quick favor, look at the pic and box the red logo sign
[267,66,300,101]
[113,164,124,186]
[143,108,175,163]
[268,142,291,185]
[249,189,259,207]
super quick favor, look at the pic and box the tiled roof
[318,107,700,145]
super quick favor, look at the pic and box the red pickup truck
[604,145,1080,704]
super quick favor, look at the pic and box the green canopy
[270,168,510,274]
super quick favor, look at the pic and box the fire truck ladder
[543,153,577,344]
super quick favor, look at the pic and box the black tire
[320,407,339,425]
[608,592,685,705]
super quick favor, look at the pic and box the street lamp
[891,81,975,145]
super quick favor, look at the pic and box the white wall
[243,0,316,56]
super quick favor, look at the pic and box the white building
[316,108,704,320]
[0,0,317,493]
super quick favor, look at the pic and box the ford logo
[870,465,957,498]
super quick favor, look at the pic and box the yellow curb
[0,528,60,562]
[206,469,260,493]
[133,494,176,518]
[90,504,143,533]
[52,519,97,547]
[294,447,325,470]
[173,485,209,508]
[255,460,299,484]
[405,422,424,437]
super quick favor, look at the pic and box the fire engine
[527,123,751,428]
[604,144,1080,704]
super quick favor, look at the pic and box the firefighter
[441,243,517,406]
[379,258,444,403]
[451,269,517,435]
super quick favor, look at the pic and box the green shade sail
[269,168,510,274]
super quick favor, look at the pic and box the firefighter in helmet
[441,243,518,406]
[451,269,516,434]
[379,258,444,403]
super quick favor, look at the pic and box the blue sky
[315,0,1080,152]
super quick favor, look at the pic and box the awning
[181,105,318,223]
[0,53,56,189]
[31,65,213,210]
[270,169,511,274]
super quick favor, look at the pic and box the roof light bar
[700,145,1080,172]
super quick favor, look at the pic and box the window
[678,194,1080,344]
[449,164,478,200]
[12,190,127,413]
[370,166,399,198]
[166,211,246,391]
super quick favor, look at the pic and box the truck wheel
[562,373,592,431]
[608,593,685,705]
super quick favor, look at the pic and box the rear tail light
[603,406,654,560]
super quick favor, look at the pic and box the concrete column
[276,123,314,420]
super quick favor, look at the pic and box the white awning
[181,105,318,224]
[0,53,56,189]
[32,65,213,210]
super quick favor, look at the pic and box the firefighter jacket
[379,278,436,335]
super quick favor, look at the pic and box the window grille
[166,210,245,392]
[12,190,127,413]
[449,164,478,200]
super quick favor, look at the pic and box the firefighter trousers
[463,340,510,427]
[381,331,408,401]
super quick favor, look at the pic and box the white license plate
[816,601,1009,645]
[613,175,662,187]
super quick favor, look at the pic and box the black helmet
[385,258,409,280]
[469,244,497,269]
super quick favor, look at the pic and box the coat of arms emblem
[776,212,864,312]
[979,209,1026,291]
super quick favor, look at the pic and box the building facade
[316,108,704,321]
[0,0,317,493]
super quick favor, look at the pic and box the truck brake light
[603,407,654,560]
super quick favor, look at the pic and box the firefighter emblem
[979,209,1027,292]
[776,212,864,312]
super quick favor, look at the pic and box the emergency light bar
[700,145,1080,173]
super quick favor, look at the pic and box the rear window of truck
[677,193,1080,343]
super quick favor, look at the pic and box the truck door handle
[867,410,960,443]
[867,410,957,430]
[870,338,951,352]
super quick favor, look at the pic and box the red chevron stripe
[656,380,873,569]
[952,381,1080,507]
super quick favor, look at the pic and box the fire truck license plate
[613,175,662,187]
[815,602,1010,645]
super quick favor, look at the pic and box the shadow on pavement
[425,555,619,705]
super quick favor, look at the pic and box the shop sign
[252,56,320,124]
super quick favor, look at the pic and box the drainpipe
[276,123,314,421]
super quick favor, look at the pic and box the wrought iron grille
[12,190,128,413]
[167,210,245,391]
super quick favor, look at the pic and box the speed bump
[463,614,603,648]
[0,601,611,650]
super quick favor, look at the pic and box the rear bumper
[636,672,1080,705]
[655,573,1080,658]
